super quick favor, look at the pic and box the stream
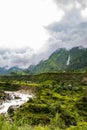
[0,91,33,114]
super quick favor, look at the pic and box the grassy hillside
[0,72,87,129]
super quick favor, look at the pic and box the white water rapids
[0,91,33,114]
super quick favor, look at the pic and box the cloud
[0,47,35,68]
[0,1,87,68]
[0,46,53,68]
[44,8,87,55]
[53,0,87,10]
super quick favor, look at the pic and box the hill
[27,46,87,74]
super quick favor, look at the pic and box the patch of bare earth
[18,85,36,95]
[81,77,87,85]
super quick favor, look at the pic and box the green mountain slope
[28,46,87,74]
[68,47,87,70]
[0,66,23,75]
[0,46,87,75]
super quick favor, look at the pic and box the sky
[0,0,87,68]
[0,0,61,51]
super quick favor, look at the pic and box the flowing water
[0,91,33,114]
[66,55,70,65]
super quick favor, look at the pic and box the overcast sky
[0,0,87,68]
[0,0,61,51]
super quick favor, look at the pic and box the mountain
[27,48,68,73]
[0,66,23,75]
[0,46,87,75]
[67,47,87,70]
[27,46,87,74]
[7,66,22,73]
[0,67,8,75]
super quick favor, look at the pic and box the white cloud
[53,0,87,10]
[0,0,63,51]
[0,47,34,68]
[46,9,87,50]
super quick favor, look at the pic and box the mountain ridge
[27,46,87,74]
[0,46,87,74]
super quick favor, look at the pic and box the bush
[67,122,87,130]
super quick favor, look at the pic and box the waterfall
[66,55,70,65]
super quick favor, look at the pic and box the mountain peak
[28,46,87,74]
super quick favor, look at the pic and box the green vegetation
[27,47,87,74]
[0,47,87,75]
[0,72,87,129]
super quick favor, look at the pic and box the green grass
[0,72,87,129]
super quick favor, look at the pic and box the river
[0,91,33,114]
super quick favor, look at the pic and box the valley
[0,72,87,130]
